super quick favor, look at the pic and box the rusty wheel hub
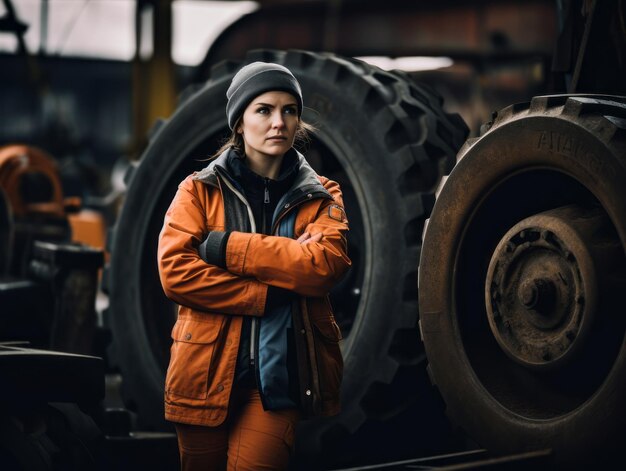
[485,205,606,369]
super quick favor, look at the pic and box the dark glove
[198,231,231,269]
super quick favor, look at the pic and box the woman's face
[237,91,299,161]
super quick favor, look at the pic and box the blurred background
[0,0,559,232]
[2,1,624,470]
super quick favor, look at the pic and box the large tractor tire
[419,95,626,468]
[105,49,467,466]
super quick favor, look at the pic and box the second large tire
[419,95,626,468]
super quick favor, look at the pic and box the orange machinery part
[0,144,106,252]
[0,144,65,218]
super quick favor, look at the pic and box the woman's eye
[283,107,297,115]
[257,107,269,114]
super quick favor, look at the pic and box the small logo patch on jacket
[328,204,345,222]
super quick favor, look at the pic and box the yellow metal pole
[131,0,176,159]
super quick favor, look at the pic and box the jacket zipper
[250,178,271,378]
[264,178,270,205]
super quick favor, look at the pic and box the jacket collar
[227,148,299,201]
[192,149,230,186]
[192,147,330,200]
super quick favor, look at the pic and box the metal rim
[484,204,608,370]
[455,168,625,419]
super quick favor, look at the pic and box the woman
[157,62,351,470]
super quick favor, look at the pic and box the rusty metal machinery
[0,145,65,218]
[0,145,102,468]
[0,145,70,277]
[0,142,180,468]
[418,95,626,467]
[197,0,557,76]
[0,144,108,351]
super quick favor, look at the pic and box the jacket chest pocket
[312,316,343,400]
[166,317,221,399]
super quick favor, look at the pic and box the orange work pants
[174,387,300,471]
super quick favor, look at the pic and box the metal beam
[196,0,557,80]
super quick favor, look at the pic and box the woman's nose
[271,112,285,128]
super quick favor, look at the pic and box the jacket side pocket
[311,317,343,401]
[166,317,221,399]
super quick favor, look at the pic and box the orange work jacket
[157,150,351,426]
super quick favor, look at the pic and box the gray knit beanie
[226,62,303,129]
